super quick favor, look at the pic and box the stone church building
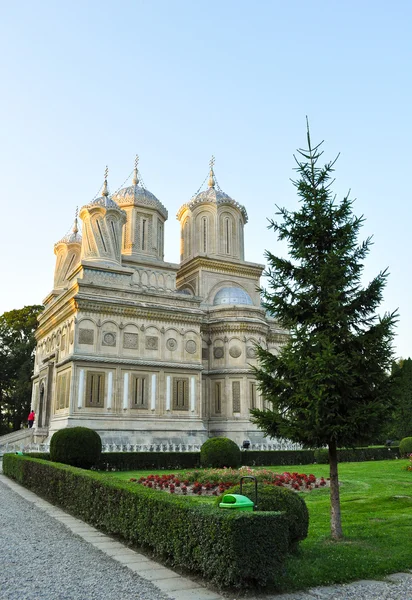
[31,159,288,447]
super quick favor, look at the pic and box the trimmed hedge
[313,446,400,464]
[23,446,401,472]
[3,454,289,588]
[242,449,315,466]
[97,451,200,471]
[217,483,309,553]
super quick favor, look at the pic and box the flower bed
[131,466,328,495]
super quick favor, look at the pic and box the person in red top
[27,410,35,428]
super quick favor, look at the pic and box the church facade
[31,160,288,447]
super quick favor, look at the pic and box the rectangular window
[64,372,71,408]
[131,375,148,409]
[172,377,189,410]
[250,382,256,409]
[85,372,105,407]
[215,382,221,414]
[56,371,71,410]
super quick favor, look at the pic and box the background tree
[0,305,43,434]
[386,358,412,441]
[251,126,397,540]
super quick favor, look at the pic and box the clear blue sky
[1,1,410,358]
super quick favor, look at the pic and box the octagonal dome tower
[53,214,82,290]
[79,169,127,267]
[112,156,168,263]
[176,157,247,263]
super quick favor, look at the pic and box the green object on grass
[219,493,254,511]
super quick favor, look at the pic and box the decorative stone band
[177,257,263,281]
[74,297,204,324]
[204,368,253,375]
[57,354,204,371]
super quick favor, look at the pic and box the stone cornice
[76,282,202,307]
[57,354,204,371]
[74,294,204,324]
[121,257,180,273]
[202,321,269,336]
[268,332,289,344]
[204,368,254,375]
[71,261,134,279]
[36,296,78,340]
[177,256,264,281]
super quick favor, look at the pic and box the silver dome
[177,186,248,223]
[113,185,168,220]
[85,194,124,211]
[213,287,253,306]
[54,218,82,248]
[55,231,82,246]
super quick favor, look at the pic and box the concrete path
[1,467,411,600]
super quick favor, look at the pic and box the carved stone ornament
[246,346,257,359]
[145,336,159,350]
[185,340,197,354]
[229,345,242,358]
[79,328,94,345]
[123,332,138,349]
[232,381,241,413]
[166,338,177,351]
[214,346,224,359]
[102,332,116,347]
[69,329,74,345]
[60,334,66,352]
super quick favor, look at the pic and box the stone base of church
[45,415,210,447]
[41,415,274,448]
[208,419,271,446]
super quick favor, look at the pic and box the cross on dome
[102,165,109,197]
[208,155,215,188]
[133,154,139,186]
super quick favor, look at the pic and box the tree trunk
[328,440,344,540]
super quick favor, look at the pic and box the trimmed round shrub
[217,483,309,552]
[200,437,241,468]
[50,427,102,469]
[399,437,412,457]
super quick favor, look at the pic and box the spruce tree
[251,124,397,539]
[388,358,412,440]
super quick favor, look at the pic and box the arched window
[141,218,147,251]
[182,218,191,260]
[157,222,163,258]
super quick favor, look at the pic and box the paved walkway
[1,467,411,600]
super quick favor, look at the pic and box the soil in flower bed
[130,466,329,496]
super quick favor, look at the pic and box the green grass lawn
[103,460,412,592]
